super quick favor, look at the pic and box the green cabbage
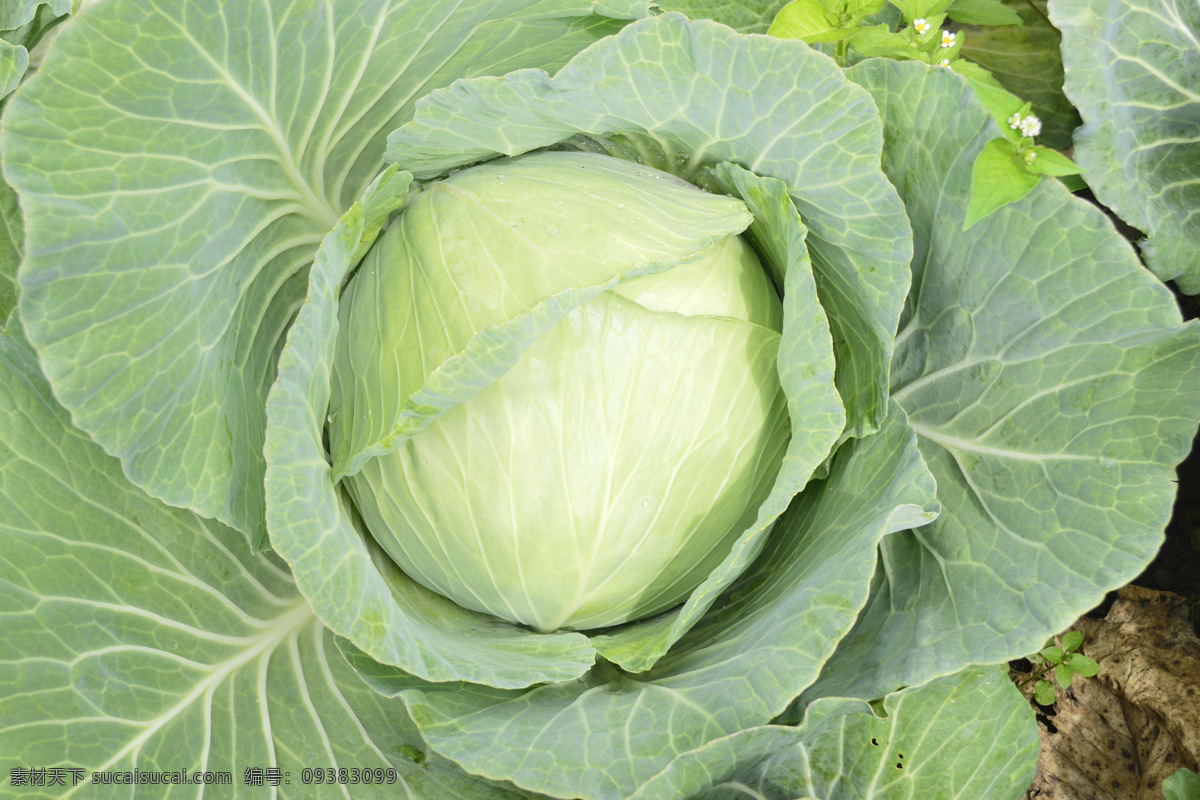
[1,2,1197,798]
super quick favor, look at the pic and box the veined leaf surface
[800,59,1200,704]
[1052,0,1200,290]
[0,322,528,800]
[2,0,646,545]
[632,666,1037,800]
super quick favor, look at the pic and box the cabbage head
[331,151,789,632]
[1,1,1198,798]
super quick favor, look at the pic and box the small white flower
[941,30,956,47]
[939,58,951,67]
[1024,150,1038,165]
[913,18,930,33]
[1008,112,1023,130]
[1018,115,1042,137]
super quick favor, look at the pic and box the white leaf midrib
[59,601,314,798]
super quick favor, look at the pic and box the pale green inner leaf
[264,164,598,688]
[329,150,753,479]
[387,13,911,440]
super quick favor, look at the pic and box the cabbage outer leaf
[0,0,71,330]
[0,321,530,800]
[654,0,786,33]
[1,0,647,547]
[1051,0,1200,291]
[799,59,1200,705]
[0,0,70,30]
[630,666,1036,800]
[0,176,18,332]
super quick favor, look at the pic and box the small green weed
[1163,768,1200,800]
[1020,630,1100,705]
